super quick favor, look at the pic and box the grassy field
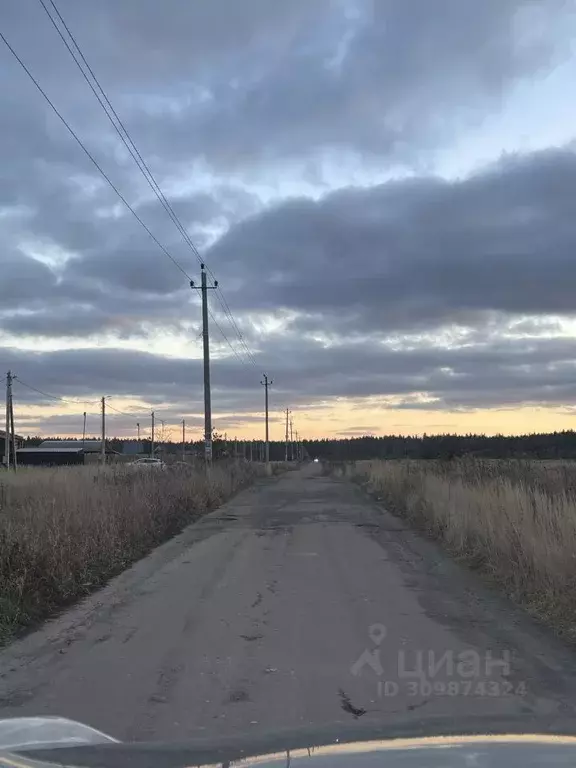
[0,461,270,644]
[336,458,576,638]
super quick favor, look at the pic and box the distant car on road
[130,457,166,470]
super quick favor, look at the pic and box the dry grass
[0,461,266,643]
[340,459,576,638]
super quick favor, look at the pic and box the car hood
[7,717,576,768]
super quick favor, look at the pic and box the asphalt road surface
[2,464,576,744]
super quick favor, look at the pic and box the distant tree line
[301,432,576,461]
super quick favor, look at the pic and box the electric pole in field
[4,371,12,468]
[101,397,106,465]
[137,422,140,442]
[261,374,272,464]
[289,417,294,461]
[10,379,16,471]
[151,410,155,458]
[182,419,186,462]
[82,411,87,451]
[285,408,290,462]
[191,264,218,464]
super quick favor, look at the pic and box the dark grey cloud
[337,426,381,436]
[209,146,576,335]
[59,0,568,172]
[174,0,572,170]
[9,144,576,342]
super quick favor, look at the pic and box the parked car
[130,457,166,470]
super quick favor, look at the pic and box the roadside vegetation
[0,461,273,643]
[335,459,576,639]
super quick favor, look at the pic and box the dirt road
[2,464,576,743]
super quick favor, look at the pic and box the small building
[17,439,115,467]
[0,430,25,462]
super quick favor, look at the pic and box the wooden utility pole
[182,419,186,461]
[82,411,87,451]
[151,411,155,458]
[285,408,290,462]
[289,417,294,461]
[9,375,16,471]
[4,371,11,468]
[100,397,106,465]
[137,422,140,442]
[191,265,218,463]
[261,374,272,464]
[202,265,212,464]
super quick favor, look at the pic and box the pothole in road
[338,688,367,719]
[228,688,250,703]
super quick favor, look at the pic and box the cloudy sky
[2,0,576,440]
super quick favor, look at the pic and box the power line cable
[0,28,192,282]
[190,286,247,365]
[37,0,194,262]
[15,378,99,405]
[209,285,257,366]
[105,401,140,417]
[38,0,259,367]
[105,400,165,422]
[210,309,247,365]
